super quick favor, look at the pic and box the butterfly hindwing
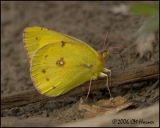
[31,41,104,96]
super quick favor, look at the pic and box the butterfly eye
[103,51,109,59]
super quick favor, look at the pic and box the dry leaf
[78,96,133,118]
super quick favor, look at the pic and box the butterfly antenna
[102,32,109,50]
[85,79,92,100]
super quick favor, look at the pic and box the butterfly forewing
[24,26,92,60]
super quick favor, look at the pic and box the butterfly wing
[31,41,104,96]
[23,26,88,59]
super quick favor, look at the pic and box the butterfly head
[98,49,109,60]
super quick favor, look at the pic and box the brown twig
[1,63,159,110]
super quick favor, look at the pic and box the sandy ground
[1,1,159,126]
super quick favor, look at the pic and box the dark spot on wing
[52,86,56,89]
[56,57,65,67]
[82,64,93,69]
[61,41,66,47]
[45,55,48,58]
[46,78,50,81]
[42,69,46,74]
[35,37,38,40]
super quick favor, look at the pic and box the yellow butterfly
[23,26,111,97]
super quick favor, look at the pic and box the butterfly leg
[85,79,92,100]
[99,72,112,99]
[103,68,112,92]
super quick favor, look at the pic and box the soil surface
[1,1,159,126]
